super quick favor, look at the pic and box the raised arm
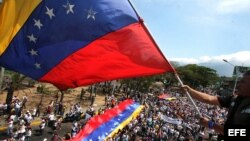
[182,85,220,106]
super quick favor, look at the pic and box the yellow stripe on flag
[105,105,144,140]
[0,0,41,55]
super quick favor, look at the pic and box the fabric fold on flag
[67,99,143,141]
[0,0,175,90]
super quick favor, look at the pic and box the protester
[1,74,238,140]
[181,70,250,136]
[40,120,46,136]
[25,127,32,141]
[22,96,28,109]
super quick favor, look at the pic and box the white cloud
[170,51,250,66]
[170,51,250,76]
[170,58,199,64]
[216,0,250,14]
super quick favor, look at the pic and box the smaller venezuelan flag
[158,93,176,101]
[67,99,143,141]
[158,93,171,99]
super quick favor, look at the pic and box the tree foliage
[176,64,219,88]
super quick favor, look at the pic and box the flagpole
[174,73,201,117]
[128,0,201,117]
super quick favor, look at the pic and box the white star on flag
[63,2,75,14]
[113,122,119,126]
[29,49,38,56]
[33,19,43,30]
[45,6,55,19]
[27,34,37,43]
[34,63,41,69]
[87,7,97,20]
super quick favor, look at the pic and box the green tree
[177,64,219,88]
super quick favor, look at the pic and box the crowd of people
[0,95,34,141]
[59,87,227,141]
[0,86,225,141]
[0,70,249,141]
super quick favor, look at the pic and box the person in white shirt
[25,113,33,125]
[32,108,37,119]
[14,100,21,116]
[7,119,13,136]
[71,125,77,137]
[48,113,55,127]
[40,121,46,135]
[19,124,26,134]
[26,128,32,141]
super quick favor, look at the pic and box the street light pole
[223,59,239,95]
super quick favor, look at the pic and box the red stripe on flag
[40,22,174,90]
[68,99,134,141]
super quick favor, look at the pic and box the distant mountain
[170,51,250,77]
[173,61,235,77]
[198,62,234,77]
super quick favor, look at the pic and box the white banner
[160,113,182,125]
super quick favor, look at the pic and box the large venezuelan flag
[0,0,175,90]
[67,99,143,141]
